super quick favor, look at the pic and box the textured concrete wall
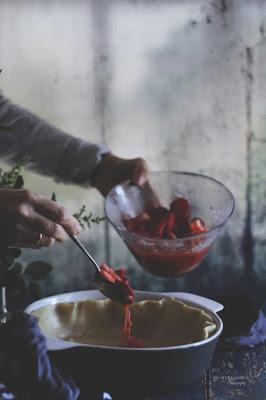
[0,0,266,302]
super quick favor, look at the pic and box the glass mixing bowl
[105,171,235,278]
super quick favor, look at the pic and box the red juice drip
[122,305,145,348]
[99,264,144,347]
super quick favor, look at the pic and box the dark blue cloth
[223,309,266,348]
[217,294,266,349]
[0,312,80,400]
[0,383,16,400]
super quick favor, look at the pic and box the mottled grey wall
[0,0,266,303]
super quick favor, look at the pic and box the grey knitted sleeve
[0,93,109,185]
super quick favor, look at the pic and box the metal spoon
[69,234,133,304]
[69,234,100,273]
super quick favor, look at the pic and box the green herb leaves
[74,205,105,229]
[0,156,30,189]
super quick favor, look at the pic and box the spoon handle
[0,287,8,325]
[68,234,100,273]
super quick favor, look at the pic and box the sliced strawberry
[125,295,134,304]
[163,211,177,238]
[101,263,122,281]
[149,207,169,238]
[98,264,134,304]
[137,212,150,221]
[123,196,207,242]
[124,218,136,232]
[167,231,178,240]
[134,223,150,235]
[122,305,145,348]
[98,264,142,346]
[168,212,176,231]
[115,268,127,280]
[99,269,116,284]
[174,221,191,237]
[189,218,208,234]
[124,212,151,235]
[115,280,134,298]
[100,263,115,273]
[148,207,169,219]
[170,197,191,225]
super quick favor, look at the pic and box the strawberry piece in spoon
[97,263,134,305]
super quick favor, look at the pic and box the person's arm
[0,92,149,196]
[0,92,108,185]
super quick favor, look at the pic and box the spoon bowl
[69,234,133,304]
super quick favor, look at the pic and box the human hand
[90,153,149,197]
[0,189,81,248]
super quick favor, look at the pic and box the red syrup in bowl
[130,245,209,278]
[124,197,209,277]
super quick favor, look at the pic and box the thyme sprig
[51,193,105,229]
[74,205,105,229]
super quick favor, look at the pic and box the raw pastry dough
[32,297,216,347]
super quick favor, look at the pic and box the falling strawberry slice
[122,305,145,348]
[97,264,144,348]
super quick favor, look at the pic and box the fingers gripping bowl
[25,290,223,397]
[104,171,235,277]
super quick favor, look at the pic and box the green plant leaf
[7,248,22,260]
[73,205,105,230]
[13,175,24,189]
[0,255,15,269]
[12,262,23,276]
[24,261,52,281]
[29,281,43,299]
[0,248,22,270]
[14,277,28,298]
